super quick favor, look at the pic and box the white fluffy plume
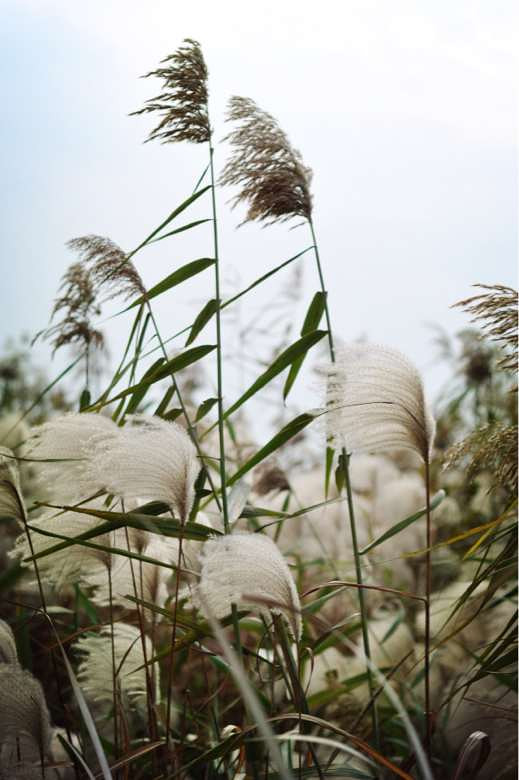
[325,343,435,462]
[75,622,159,708]
[25,412,117,502]
[0,620,18,664]
[0,447,24,524]
[0,666,51,757]
[85,415,199,521]
[197,533,302,638]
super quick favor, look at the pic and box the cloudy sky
[1,0,516,414]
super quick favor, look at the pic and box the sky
[0,0,517,417]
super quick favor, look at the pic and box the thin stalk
[107,564,119,770]
[424,460,432,760]
[165,526,184,750]
[308,217,380,748]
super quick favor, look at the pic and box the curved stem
[308,217,380,749]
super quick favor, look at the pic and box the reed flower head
[67,235,145,303]
[325,343,436,462]
[40,262,104,355]
[0,666,51,758]
[220,96,313,225]
[0,620,18,665]
[75,623,159,708]
[0,447,24,524]
[197,533,302,638]
[132,38,210,144]
[26,412,118,503]
[454,284,518,373]
[85,415,199,522]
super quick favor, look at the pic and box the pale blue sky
[1,0,516,413]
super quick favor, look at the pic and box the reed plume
[220,96,313,225]
[0,447,24,524]
[67,235,145,302]
[42,262,104,355]
[26,412,118,503]
[84,414,200,522]
[454,284,518,373]
[75,622,160,710]
[197,533,302,639]
[0,619,18,665]
[0,666,51,759]
[131,38,210,144]
[325,343,436,463]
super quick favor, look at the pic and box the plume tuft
[324,343,435,462]
[85,415,200,521]
[0,447,24,523]
[0,620,18,664]
[67,235,145,302]
[0,666,51,756]
[220,96,313,225]
[131,39,210,144]
[197,533,302,638]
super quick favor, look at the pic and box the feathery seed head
[75,623,159,708]
[42,262,104,355]
[324,343,436,462]
[85,414,200,521]
[26,412,118,503]
[0,620,18,664]
[0,447,24,524]
[197,533,302,639]
[454,284,518,373]
[0,666,51,757]
[132,39,210,144]
[220,96,313,225]
[67,235,145,303]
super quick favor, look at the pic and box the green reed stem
[209,141,243,659]
[308,217,380,749]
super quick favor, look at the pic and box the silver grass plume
[25,412,118,503]
[0,447,24,524]
[39,262,104,355]
[453,284,518,373]
[131,38,210,144]
[197,533,302,639]
[11,507,125,593]
[0,619,18,664]
[67,235,145,303]
[0,666,51,757]
[85,415,200,521]
[75,623,159,708]
[325,343,436,462]
[220,96,313,225]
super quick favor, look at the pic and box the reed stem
[308,217,380,748]
[424,460,432,761]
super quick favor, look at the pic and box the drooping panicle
[25,412,118,503]
[40,262,104,355]
[220,96,313,225]
[0,447,24,524]
[67,235,145,302]
[75,623,160,709]
[197,533,302,639]
[131,38,210,144]
[0,666,51,758]
[84,415,200,522]
[325,343,435,462]
[453,284,518,373]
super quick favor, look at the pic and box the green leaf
[221,331,327,423]
[360,489,446,555]
[79,389,91,411]
[125,258,215,310]
[195,397,218,422]
[147,218,211,244]
[123,357,164,415]
[185,298,218,346]
[93,345,216,407]
[129,185,211,256]
[325,445,335,498]
[228,413,316,487]
[283,292,326,400]
[162,408,183,422]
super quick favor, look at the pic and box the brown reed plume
[42,262,104,355]
[454,284,518,373]
[131,38,210,144]
[67,235,145,302]
[220,96,313,225]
